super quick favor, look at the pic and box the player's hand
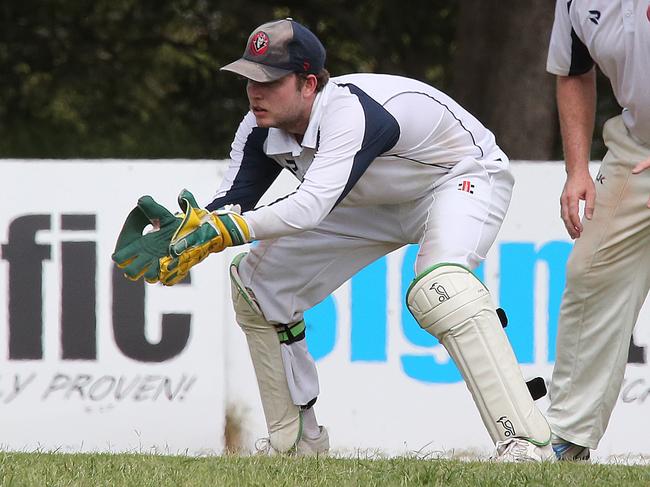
[112,196,183,283]
[158,190,252,286]
[632,157,650,208]
[560,170,596,239]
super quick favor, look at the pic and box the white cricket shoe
[493,438,556,462]
[296,426,330,456]
[255,426,330,456]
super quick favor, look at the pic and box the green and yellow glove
[111,196,183,283]
[158,189,252,286]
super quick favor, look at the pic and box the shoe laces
[495,438,530,460]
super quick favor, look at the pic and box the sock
[301,407,320,439]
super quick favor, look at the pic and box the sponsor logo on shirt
[588,9,601,25]
[458,180,475,194]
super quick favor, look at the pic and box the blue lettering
[305,295,337,361]
[542,242,572,361]
[350,257,388,361]
[305,241,571,380]
[500,241,571,363]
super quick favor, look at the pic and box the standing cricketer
[113,18,554,461]
[546,0,650,460]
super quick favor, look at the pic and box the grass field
[1,452,650,487]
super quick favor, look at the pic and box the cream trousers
[547,115,650,449]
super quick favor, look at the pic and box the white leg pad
[406,264,551,445]
[230,254,301,453]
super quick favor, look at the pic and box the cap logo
[249,31,269,56]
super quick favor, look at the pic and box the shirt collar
[264,82,332,156]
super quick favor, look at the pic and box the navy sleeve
[567,1,594,75]
[206,127,282,212]
[333,83,401,207]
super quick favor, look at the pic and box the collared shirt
[208,73,504,239]
[547,0,650,144]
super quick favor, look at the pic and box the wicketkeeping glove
[112,196,183,283]
[158,189,252,286]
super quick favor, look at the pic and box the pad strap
[276,321,307,344]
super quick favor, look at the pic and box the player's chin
[252,112,273,127]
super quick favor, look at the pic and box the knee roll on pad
[230,253,301,452]
[230,252,264,324]
[406,263,551,445]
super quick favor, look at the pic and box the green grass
[1,452,649,487]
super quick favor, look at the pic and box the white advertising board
[0,160,231,454]
[1,159,648,461]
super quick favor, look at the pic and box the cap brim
[220,58,292,82]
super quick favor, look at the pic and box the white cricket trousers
[547,115,650,450]
[237,154,513,405]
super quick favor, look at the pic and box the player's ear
[299,73,318,96]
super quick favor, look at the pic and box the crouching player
[112,19,554,461]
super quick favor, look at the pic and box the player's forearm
[556,70,596,176]
[243,189,332,240]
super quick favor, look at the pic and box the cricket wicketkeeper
[112,18,554,461]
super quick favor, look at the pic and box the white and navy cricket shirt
[547,0,650,145]
[208,73,505,239]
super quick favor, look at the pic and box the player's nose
[246,80,264,99]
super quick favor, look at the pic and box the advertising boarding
[1,160,648,460]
